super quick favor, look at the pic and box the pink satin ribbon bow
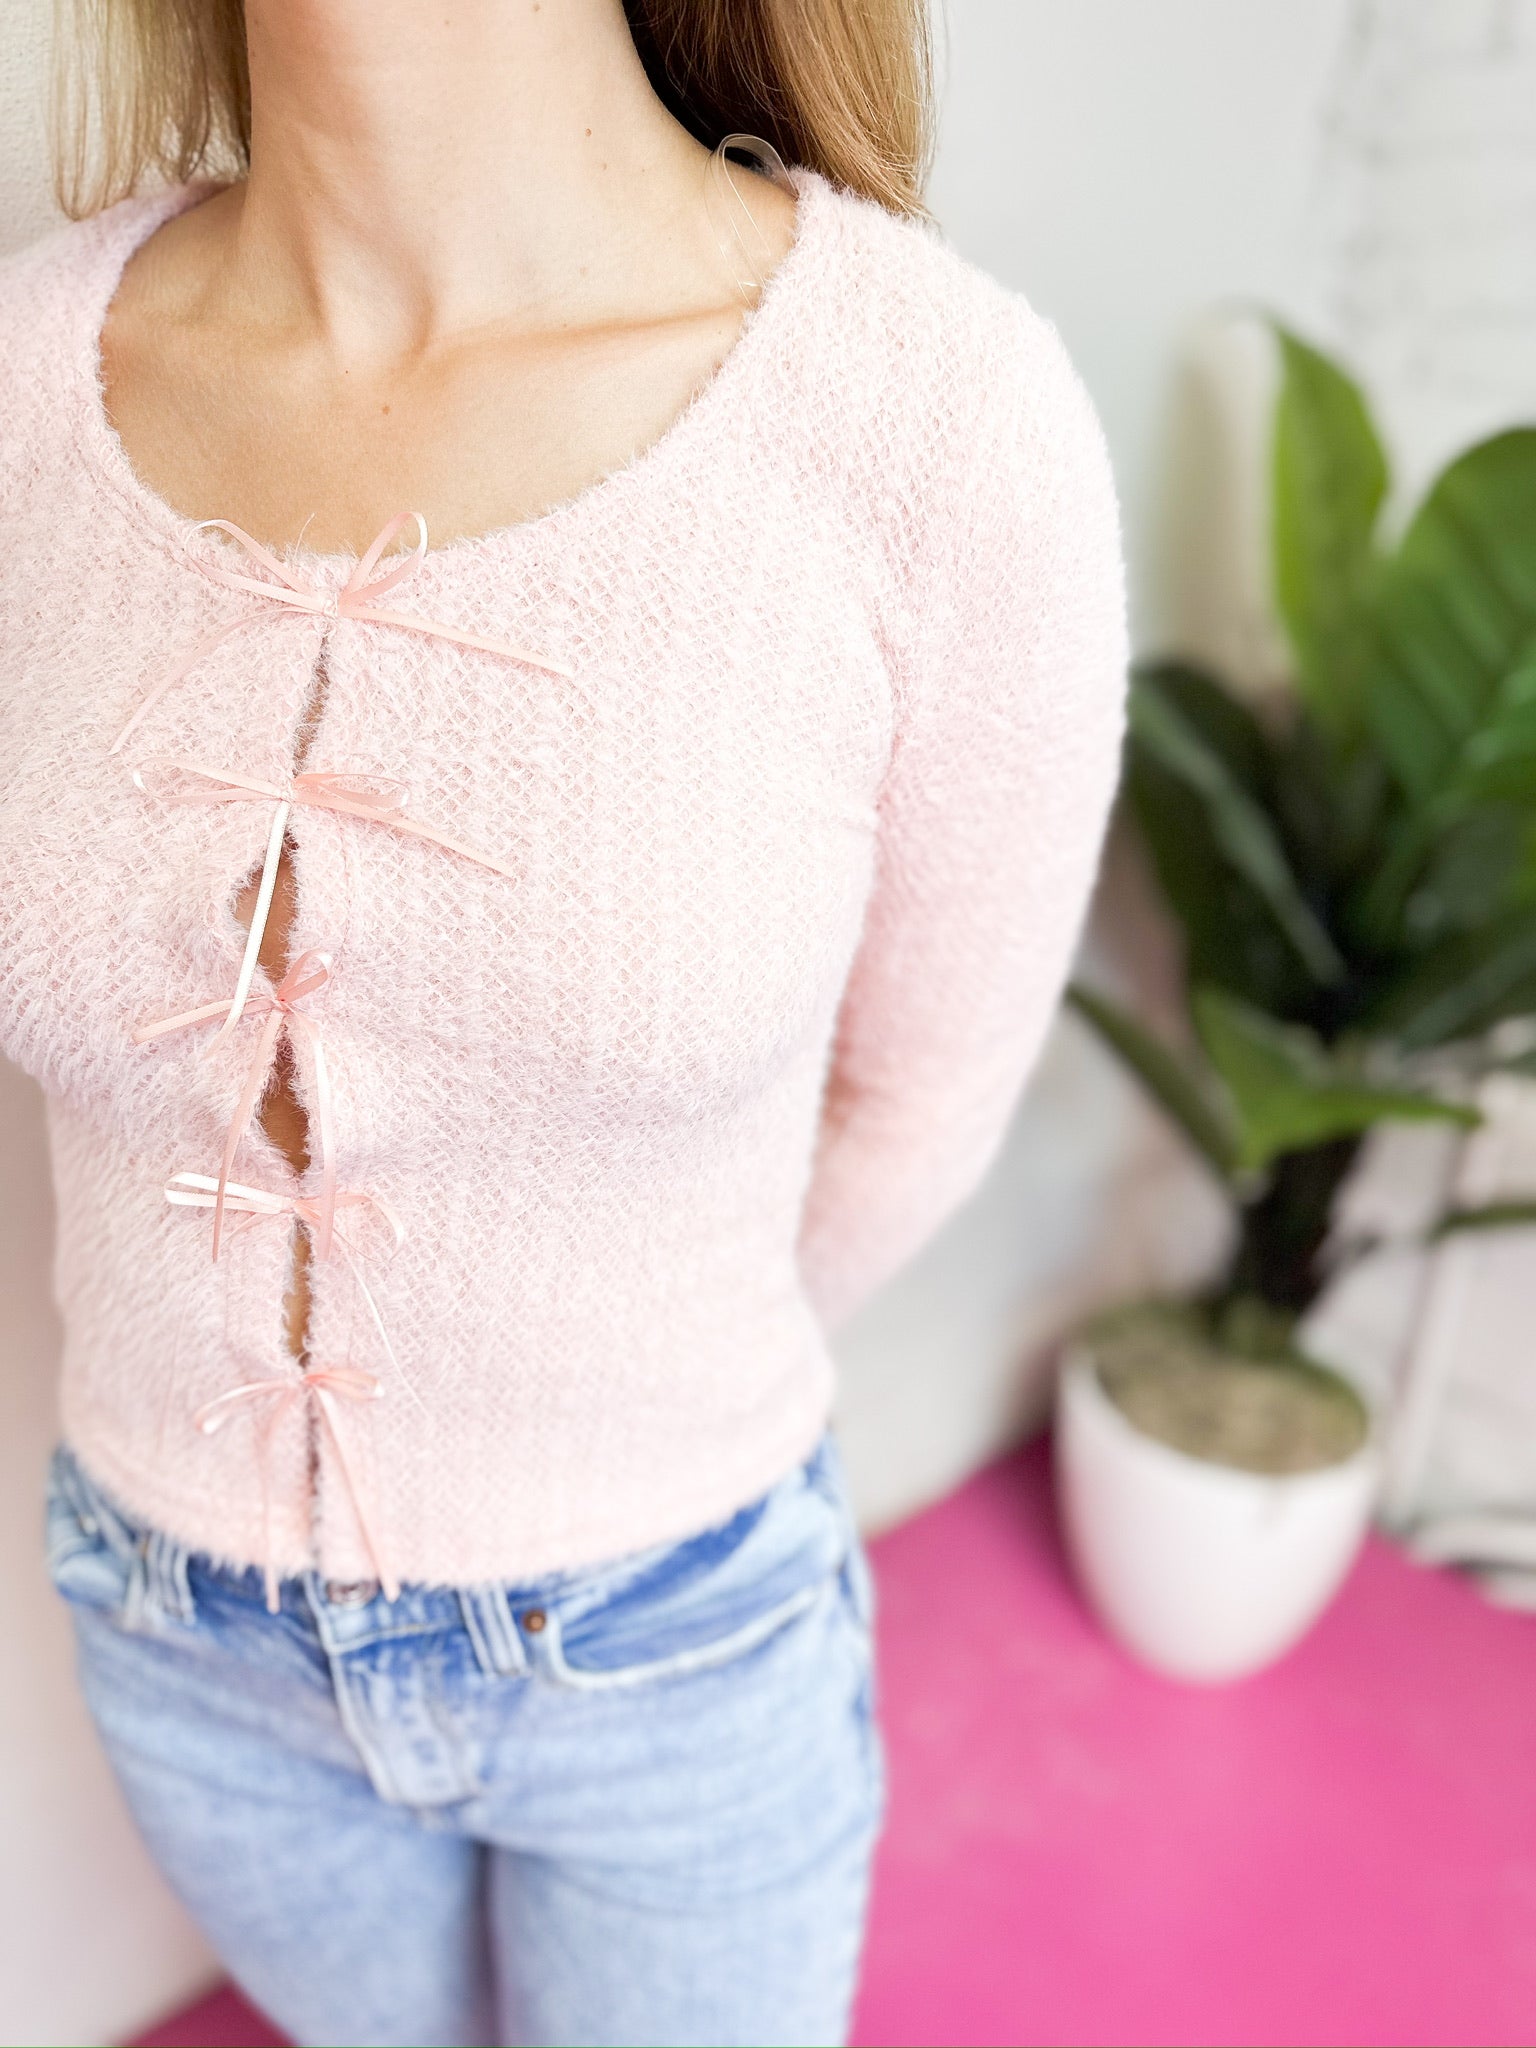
[136,947,338,1261]
[129,751,517,1103]
[123,509,539,1614]
[194,1362,397,1615]
[109,510,573,756]
[168,1170,409,1611]
[163,1170,407,1374]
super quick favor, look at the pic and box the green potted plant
[1057,322,1536,1682]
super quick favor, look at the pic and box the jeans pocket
[805,1430,876,1647]
[43,1444,135,1617]
[541,1436,853,1691]
[805,1440,885,1819]
[833,1530,885,1828]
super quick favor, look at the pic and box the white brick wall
[1315,0,1536,499]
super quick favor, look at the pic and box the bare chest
[100,297,752,557]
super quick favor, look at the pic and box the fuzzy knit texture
[0,166,1129,1591]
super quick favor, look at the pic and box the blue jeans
[43,1431,885,2048]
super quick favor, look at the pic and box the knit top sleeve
[794,297,1130,1335]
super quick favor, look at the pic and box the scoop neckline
[70,162,828,578]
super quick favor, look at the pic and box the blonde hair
[52,0,934,221]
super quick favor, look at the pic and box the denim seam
[540,1576,830,1692]
[310,1611,408,1805]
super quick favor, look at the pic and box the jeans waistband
[49,1429,849,1679]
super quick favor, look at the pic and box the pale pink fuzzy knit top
[0,167,1128,1593]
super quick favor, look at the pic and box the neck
[226,0,713,349]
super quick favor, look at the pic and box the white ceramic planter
[1054,1342,1381,1683]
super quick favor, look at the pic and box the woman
[0,1,1127,2043]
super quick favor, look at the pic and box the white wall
[926,0,1344,647]
[0,3,1350,2040]
[1315,0,1536,504]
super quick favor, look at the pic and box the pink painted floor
[132,1436,1536,2048]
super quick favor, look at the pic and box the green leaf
[1066,983,1240,1181]
[1269,711,1390,899]
[1366,430,1536,807]
[1271,324,1389,739]
[1127,750,1318,1017]
[1192,986,1478,1173]
[1343,439,1536,947]
[1129,676,1347,987]
[1367,910,1536,1049]
[1439,641,1536,806]
[1400,810,1532,946]
[1132,660,1272,795]
[1123,663,1321,1014]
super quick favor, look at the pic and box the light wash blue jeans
[43,1432,885,2048]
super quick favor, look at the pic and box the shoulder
[814,177,1101,421]
[0,211,108,507]
[0,203,126,486]
[807,176,1055,370]
[0,207,105,372]
[0,188,198,458]
[0,187,211,518]
[790,174,1120,579]
[0,195,158,347]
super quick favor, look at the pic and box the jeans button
[325,1578,379,1608]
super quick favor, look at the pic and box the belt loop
[121,1524,198,1633]
[147,1526,198,1627]
[60,1447,198,1633]
[458,1584,529,1677]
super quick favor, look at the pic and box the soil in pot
[1091,1312,1369,1476]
